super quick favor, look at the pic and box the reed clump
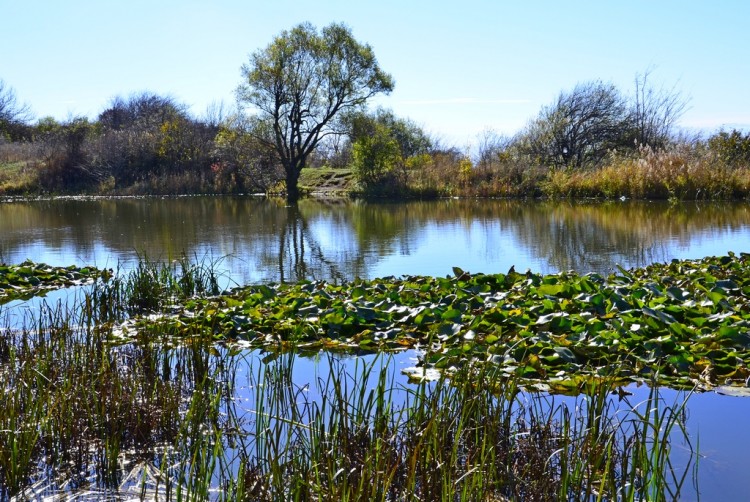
[238,355,695,501]
[90,252,222,321]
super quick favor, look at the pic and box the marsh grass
[540,145,750,200]
[237,354,695,501]
[0,256,698,500]
[384,142,750,200]
[90,252,223,322]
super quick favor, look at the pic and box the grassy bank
[394,145,750,201]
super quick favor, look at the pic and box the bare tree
[237,22,394,202]
[0,79,32,140]
[518,81,630,168]
[631,69,688,148]
[202,100,227,130]
[98,92,186,131]
[475,128,511,171]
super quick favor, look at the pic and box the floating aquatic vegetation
[0,261,104,304]
[120,252,750,391]
[0,254,702,499]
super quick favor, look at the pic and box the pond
[2,195,750,500]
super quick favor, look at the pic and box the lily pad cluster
[0,260,102,304]
[123,253,750,392]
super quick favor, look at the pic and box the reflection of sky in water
[367,220,536,278]
[228,350,749,502]
[667,226,750,261]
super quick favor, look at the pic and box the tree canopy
[237,22,394,202]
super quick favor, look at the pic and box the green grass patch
[0,161,39,195]
[298,166,356,195]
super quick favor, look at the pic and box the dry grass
[542,145,750,200]
[401,143,750,201]
[0,141,41,194]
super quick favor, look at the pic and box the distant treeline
[1,77,750,199]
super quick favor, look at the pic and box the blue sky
[2,1,748,145]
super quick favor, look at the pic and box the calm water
[2,196,750,284]
[3,195,750,499]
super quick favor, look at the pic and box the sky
[2,1,749,146]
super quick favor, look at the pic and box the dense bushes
[0,92,281,195]
[0,75,749,200]
[339,77,749,201]
[707,129,750,168]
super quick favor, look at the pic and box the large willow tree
[238,22,394,202]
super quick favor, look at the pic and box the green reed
[90,252,223,322]
[235,354,696,501]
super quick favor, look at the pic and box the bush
[707,129,750,168]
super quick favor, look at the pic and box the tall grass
[388,142,750,200]
[541,144,750,200]
[238,355,696,501]
[90,252,223,321]
[0,301,185,499]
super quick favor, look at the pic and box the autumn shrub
[401,150,461,197]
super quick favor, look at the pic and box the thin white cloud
[680,117,750,132]
[399,97,530,106]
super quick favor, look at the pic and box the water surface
[2,197,749,284]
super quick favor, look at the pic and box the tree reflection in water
[1,197,750,283]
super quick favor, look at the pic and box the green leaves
[16,253,750,393]
[0,261,102,304]
[129,254,750,390]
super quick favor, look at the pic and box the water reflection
[2,197,750,283]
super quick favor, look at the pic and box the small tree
[345,108,431,192]
[351,121,401,189]
[708,129,750,168]
[237,22,394,202]
[35,116,97,191]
